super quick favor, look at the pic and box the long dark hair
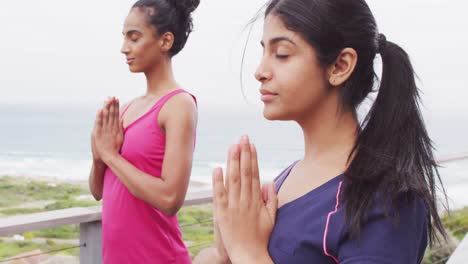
[132,0,200,57]
[264,0,446,243]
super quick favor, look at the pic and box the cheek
[281,61,324,101]
[273,60,328,117]
[134,43,160,68]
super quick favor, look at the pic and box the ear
[159,32,175,53]
[327,48,358,87]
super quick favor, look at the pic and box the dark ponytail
[132,0,200,57]
[265,0,447,244]
[345,37,446,243]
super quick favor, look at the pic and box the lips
[126,58,135,64]
[259,88,278,103]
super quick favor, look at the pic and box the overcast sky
[0,0,467,118]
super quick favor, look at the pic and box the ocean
[0,103,467,208]
[0,103,303,182]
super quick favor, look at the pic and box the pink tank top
[102,89,196,264]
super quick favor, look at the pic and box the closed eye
[276,54,289,59]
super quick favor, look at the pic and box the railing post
[80,221,102,264]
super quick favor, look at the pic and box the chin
[263,107,282,121]
[262,104,294,121]
[128,65,143,73]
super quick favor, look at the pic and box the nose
[120,40,130,55]
[255,57,272,83]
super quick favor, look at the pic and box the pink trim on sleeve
[323,180,343,264]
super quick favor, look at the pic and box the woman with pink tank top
[88,0,199,263]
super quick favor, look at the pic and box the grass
[443,207,468,241]
[0,176,88,208]
[0,176,217,259]
[422,207,468,264]
[178,205,214,257]
[0,241,80,260]
[0,176,98,260]
[44,199,100,211]
[0,208,44,216]
[0,241,38,260]
[30,225,80,240]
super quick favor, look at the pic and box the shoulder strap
[120,99,134,118]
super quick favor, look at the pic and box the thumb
[265,182,278,220]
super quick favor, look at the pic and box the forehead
[122,8,152,32]
[262,15,301,44]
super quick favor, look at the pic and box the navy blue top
[268,162,428,264]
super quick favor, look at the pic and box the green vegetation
[443,207,468,241]
[0,241,38,259]
[178,205,214,257]
[423,207,468,264]
[0,208,43,216]
[0,241,80,259]
[0,176,217,259]
[0,176,88,208]
[0,176,98,260]
[30,225,80,240]
[44,199,100,211]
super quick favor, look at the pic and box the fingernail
[241,135,250,145]
[232,144,240,158]
[213,167,222,179]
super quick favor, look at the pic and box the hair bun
[173,0,200,15]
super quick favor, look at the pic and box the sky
[0,0,467,118]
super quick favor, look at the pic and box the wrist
[93,159,106,169]
[101,152,120,165]
[93,157,103,165]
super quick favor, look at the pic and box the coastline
[0,174,211,193]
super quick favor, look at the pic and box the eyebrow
[260,36,297,47]
[122,29,141,36]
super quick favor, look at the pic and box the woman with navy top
[194,0,447,263]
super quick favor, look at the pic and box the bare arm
[88,160,106,201]
[99,94,197,216]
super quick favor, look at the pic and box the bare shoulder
[168,92,196,108]
[159,92,197,127]
[119,97,137,113]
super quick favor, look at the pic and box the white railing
[0,190,212,264]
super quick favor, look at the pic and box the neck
[297,97,359,167]
[144,57,178,96]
